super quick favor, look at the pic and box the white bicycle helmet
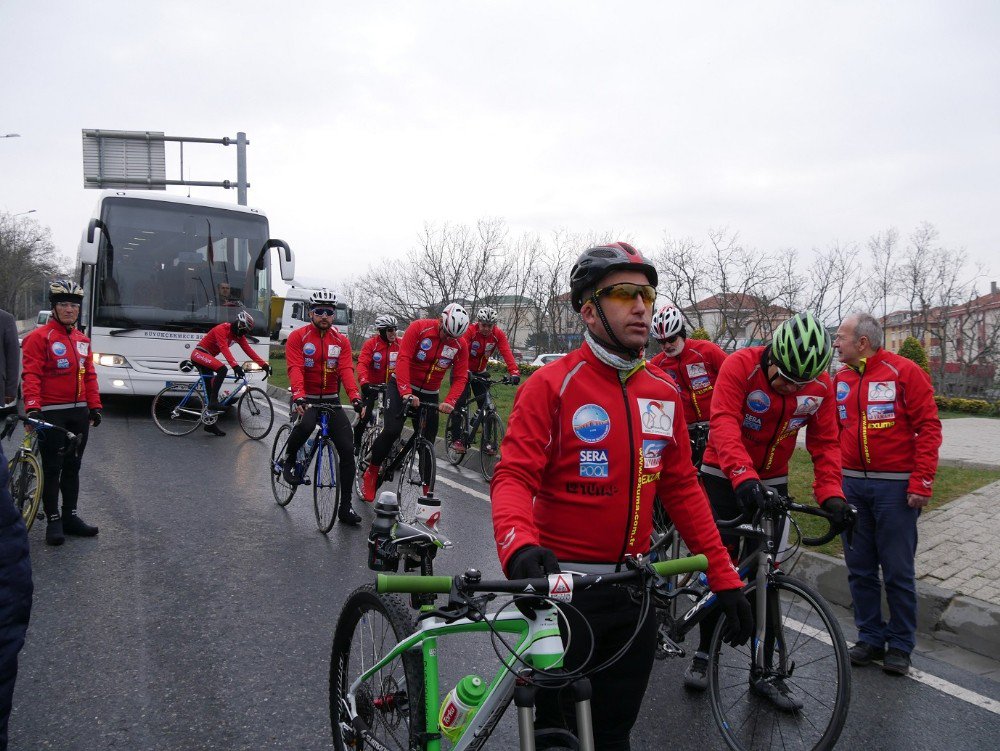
[440,303,470,338]
[309,288,337,307]
[651,305,684,341]
[234,310,255,335]
[476,306,499,324]
[374,314,398,330]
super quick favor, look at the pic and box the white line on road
[435,466,491,503]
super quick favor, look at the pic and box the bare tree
[0,212,66,319]
[651,234,707,328]
[865,227,901,322]
[805,240,865,324]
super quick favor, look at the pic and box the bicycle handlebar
[376,555,709,595]
[715,489,856,547]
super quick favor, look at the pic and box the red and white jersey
[834,348,942,496]
[285,324,360,402]
[491,342,743,593]
[394,319,469,405]
[462,323,518,375]
[21,319,101,412]
[648,338,727,423]
[702,346,842,502]
[195,322,267,369]
[357,334,400,386]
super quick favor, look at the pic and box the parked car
[530,353,565,367]
[35,310,51,328]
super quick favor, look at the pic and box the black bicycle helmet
[569,242,658,312]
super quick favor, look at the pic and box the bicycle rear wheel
[479,411,505,482]
[709,575,850,751]
[354,423,378,499]
[444,410,469,466]
[396,440,435,524]
[238,386,274,440]
[270,423,298,507]
[7,453,42,532]
[313,437,339,533]
[330,585,425,750]
[151,385,204,436]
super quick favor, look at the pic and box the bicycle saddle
[392,521,452,550]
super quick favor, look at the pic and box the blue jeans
[842,476,919,654]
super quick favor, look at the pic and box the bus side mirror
[256,239,295,281]
[79,218,105,264]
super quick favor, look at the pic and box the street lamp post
[13,209,36,217]
[1,133,21,139]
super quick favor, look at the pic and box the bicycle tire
[7,453,42,532]
[479,410,505,481]
[396,440,435,524]
[313,437,338,533]
[270,424,297,507]
[237,387,274,440]
[445,410,469,466]
[330,585,425,750]
[708,575,850,751]
[354,424,379,499]
[151,385,204,436]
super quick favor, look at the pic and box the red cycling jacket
[286,324,360,402]
[491,342,743,593]
[394,319,469,405]
[21,319,101,412]
[648,338,727,423]
[834,348,942,496]
[462,323,519,375]
[357,334,400,386]
[195,322,268,369]
[702,346,842,502]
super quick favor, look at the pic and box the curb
[791,550,1000,661]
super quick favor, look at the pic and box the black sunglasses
[311,308,336,317]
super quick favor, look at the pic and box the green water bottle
[439,674,487,742]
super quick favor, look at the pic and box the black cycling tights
[284,402,356,503]
[38,406,91,518]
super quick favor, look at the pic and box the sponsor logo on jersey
[869,420,896,430]
[747,389,771,413]
[579,449,609,477]
[326,359,336,369]
[637,398,674,437]
[471,342,481,355]
[52,341,67,356]
[794,395,823,416]
[686,362,708,378]
[303,342,317,356]
[56,358,70,369]
[642,440,667,471]
[373,352,383,361]
[690,375,712,391]
[743,414,762,431]
[420,338,433,351]
[867,403,895,421]
[838,405,847,421]
[304,358,314,367]
[327,344,341,358]
[836,381,850,402]
[787,417,808,431]
[76,341,89,356]
[389,352,398,364]
[572,404,611,443]
[564,481,619,496]
[441,345,458,359]
[868,381,896,402]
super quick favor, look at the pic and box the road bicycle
[1,414,80,531]
[651,490,856,751]
[270,403,346,533]
[330,506,710,751]
[151,363,274,440]
[362,401,438,524]
[354,384,387,498]
[445,374,509,482]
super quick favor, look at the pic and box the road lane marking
[435,470,491,503]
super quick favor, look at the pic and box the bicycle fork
[513,677,595,751]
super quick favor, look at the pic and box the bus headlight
[243,361,263,372]
[92,353,129,367]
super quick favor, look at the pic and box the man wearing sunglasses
[687,311,850,700]
[353,314,400,455]
[491,242,752,750]
[283,289,364,526]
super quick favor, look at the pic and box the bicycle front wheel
[313,437,339,533]
[151,385,204,436]
[354,423,378,499]
[8,453,42,531]
[479,411,505,481]
[330,585,425,751]
[396,440,435,524]
[444,411,469,466]
[270,423,297,507]
[238,386,274,440]
[709,575,850,751]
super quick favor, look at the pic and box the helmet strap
[589,293,643,361]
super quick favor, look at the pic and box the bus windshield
[92,197,271,335]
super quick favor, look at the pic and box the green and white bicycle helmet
[770,311,832,381]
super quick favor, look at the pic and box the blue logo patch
[836,381,850,402]
[52,341,67,356]
[579,449,609,477]
[642,440,667,471]
[867,404,895,420]
[747,390,771,413]
[691,376,712,391]
[572,404,611,443]
[838,405,847,421]
[56,358,70,369]
[786,417,808,431]
[420,338,433,351]
[303,342,317,356]
[416,351,427,361]
[471,342,481,355]
[373,352,382,361]
[743,414,762,431]
[304,358,314,367]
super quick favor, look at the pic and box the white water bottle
[415,495,441,530]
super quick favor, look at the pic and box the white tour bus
[77,191,294,395]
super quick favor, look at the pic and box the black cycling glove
[507,545,561,621]
[232,365,246,380]
[506,374,521,385]
[821,497,853,529]
[263,364,273,378]
[735,479,768,514]
[352,399,364,414]
[89,409,102,427]
[716,588,754,647]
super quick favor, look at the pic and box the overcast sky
[2,1,998,293]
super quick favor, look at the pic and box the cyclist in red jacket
[834,312,942,676]
[684,311,851,702]
[447,306,520,454]
[492,243,751,750]
[282,289,363,526]
[20,280,103,546]
[191,311,272,436]
[352,314,400,454]
[359,303,470,502]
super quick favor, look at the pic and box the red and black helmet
[569,242,658,312]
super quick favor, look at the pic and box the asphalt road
[7,397,1000,750]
